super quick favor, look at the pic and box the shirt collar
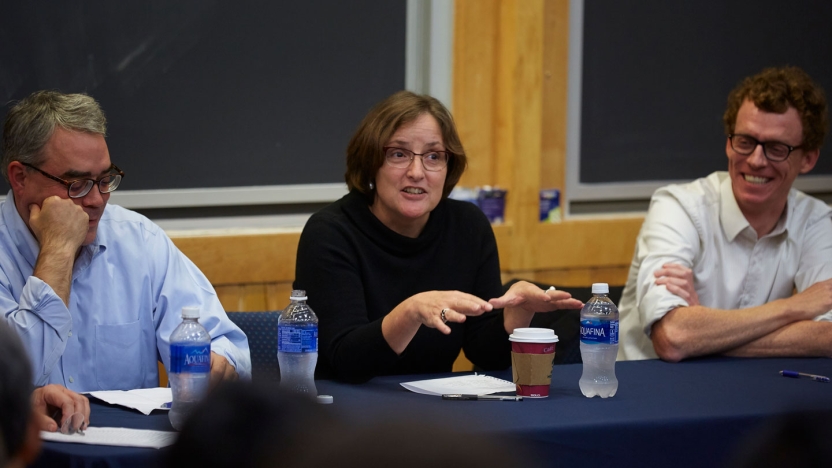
[719,176,750,242]
[771,190,794,240]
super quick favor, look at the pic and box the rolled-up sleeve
[634,192,700,337]
[2,276,72,385]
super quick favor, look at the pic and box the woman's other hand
[489,281,583,334]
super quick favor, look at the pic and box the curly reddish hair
[723,66,828,151]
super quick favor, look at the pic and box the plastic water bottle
[169,306,211,430]
[579,283,619,398]
[277,290,318,397]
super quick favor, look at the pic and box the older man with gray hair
[1,90,251,391]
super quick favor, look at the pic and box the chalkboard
[579,0,832,185]
[0,0,405,195]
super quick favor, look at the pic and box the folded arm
[652,278,832,361]
[724,320,832,358]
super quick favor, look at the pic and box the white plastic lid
[592,283,609,294]
[509,328,559,343]
[181,306,200,319]
[290,290,308,301]
[317,395,333,404]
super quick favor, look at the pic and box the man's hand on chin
[29,196,89,251]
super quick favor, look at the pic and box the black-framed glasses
[382,146,450,172]
[728,134,801,162]
[22,162,124,198]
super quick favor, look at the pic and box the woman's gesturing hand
[405,290,494,334]
[489,281,584,334]
[382,290,494,354]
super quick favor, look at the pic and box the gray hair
[2,90,107,182]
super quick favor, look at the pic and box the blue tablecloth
[31,357,832,468]
[315,357,832,468]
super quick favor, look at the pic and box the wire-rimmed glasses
[382,146,450,172]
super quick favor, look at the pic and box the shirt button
[68,331,73,337]
[69,376,74,383]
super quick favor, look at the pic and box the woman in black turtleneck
[294,91,582,383]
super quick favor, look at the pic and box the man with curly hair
[619,66,832,361]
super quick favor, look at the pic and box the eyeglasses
[383,146,450,172]
[728,134,802,162]
[22,162,124,198]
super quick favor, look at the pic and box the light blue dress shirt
[0,191,251,391]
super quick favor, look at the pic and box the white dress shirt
[618,172,832,361]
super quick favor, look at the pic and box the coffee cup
[509,328,558,398]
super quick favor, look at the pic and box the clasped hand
[654,263,700,306]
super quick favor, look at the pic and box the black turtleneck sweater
[294,190,510,383]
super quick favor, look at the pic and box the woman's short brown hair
[723,66,828,151]
[345,91,467,199]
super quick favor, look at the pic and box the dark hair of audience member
[728,411,832,468]
[164,381,334,468]
[0,323,35,466]
[287,419,535,468]
[166,380,536,468]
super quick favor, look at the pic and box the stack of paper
[401,373,516,396]
[41,428,176,449]
[89,387,172,415]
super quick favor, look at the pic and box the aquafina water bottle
[169,306,211,430]
[579,283,619,398]
[277,290,318,397]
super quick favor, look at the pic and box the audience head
[728,411,832,468]
[723,66,828,152]
[2,90,107,183]
[0,323,39,468]
[344,90,467,199]
[293,419,536,468]
[165,382,334,468]
[166,381,535,468]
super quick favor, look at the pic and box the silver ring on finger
[440,308,448,323]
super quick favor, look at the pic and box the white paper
[400,373,516,396]
[89,388,172,415]
[40,427,177,449]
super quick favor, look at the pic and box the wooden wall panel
[454,0,642,282]
[171,231,300,286]
[541,0,570,190]
[454,0,500,188]
[267,283,295,311]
